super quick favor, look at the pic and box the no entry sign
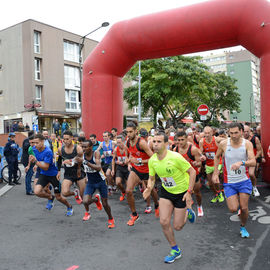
[197,104,209,116]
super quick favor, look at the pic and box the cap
[9,132,16,137]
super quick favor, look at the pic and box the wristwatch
[187,189,193,194]
[241,160,245,166]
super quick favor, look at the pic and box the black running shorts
[37,174,61,194]
[159,185,187,209]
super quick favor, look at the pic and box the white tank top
[224,139,249,184]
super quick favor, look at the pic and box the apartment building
[201,49,261,123]
[0,19,98,134]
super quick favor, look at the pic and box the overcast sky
[1,0,242,55]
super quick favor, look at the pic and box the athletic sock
[154,204,159,209]
[132,212,138,216]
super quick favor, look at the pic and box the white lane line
[243,226,270,270]
[0,184,14,197]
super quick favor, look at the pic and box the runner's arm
[85,151,102,171]
[245,141,256,167]
[143,175,156,200]
[212,141,225,181]
[29,154,50,171]
[255,137,262,159]
[191,146,202,168]
[140,139,153,161]
[111,149,117,171]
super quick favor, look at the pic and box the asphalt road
[0,174,270,270]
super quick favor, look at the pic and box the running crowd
[7,121,264,264]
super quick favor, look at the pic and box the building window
[64,40,79,63]
[229,55,234,59]
[133,106,138,115]
[35,85,42,104]
[65,89,80,111]
[34,58,41,80]
[34,31,41,54]
[64,65,80,89]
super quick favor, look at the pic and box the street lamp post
[138,61,142,122]
[249,92,253,124]
[78,22,110,112]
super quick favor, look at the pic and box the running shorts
[116,165,129,180]
[223,179,252,198]
[102,163,112,173]
[159,185,186,208]
[36,174,61,194]
[63,171,86,183]
[205,164,222,175]
[131,167,149,181]
[84,180,108,198]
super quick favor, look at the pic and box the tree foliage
[124,55,240,126]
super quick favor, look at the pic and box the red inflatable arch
[82,0,270,182]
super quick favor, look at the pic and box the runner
[57,130,85,206]
[143,132,196,264]
[111,135,129,201]
[81,140,115,228]
[212,122,256,238]
[243,125,262,197]
[199,126,224,203]
[111,128,118,142]
[125,121,159,226]
[30,133,73,215]
[96,131,116,194]
[174,131,203,217]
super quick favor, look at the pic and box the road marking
[66,266,79,270]
[0,184,14,197]
[243,226,270,270]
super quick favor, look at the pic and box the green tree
[124,56,240,126]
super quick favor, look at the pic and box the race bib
[229,165,245,176]
[160,177,176,188]
[65,158,76,167]
[104,150,112,157]
[135,158,142,166]
[205,152,215,160]
[84,164,96,173]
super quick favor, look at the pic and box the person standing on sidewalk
[212,122,256,238]
[4,133,20,186]
[143,132,196,264]
[22,131,35,195]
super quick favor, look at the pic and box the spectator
[3,133,20,185]
[11,121,18,132]
[18,121,25,132]
[21,131,35,195]
[61,119,69,135]
[53,119,60,136]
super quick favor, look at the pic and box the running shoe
[95,194,103,210]
[112,186,117,192]
[210,194,219,203]
[155,207,160,218]
[46,195,55,210]
[218,192,224,203]
[66,206,73,217]
[127,214,139,226]
[144,206,152,214]
[197,205,204,217]
[82,212,91,221]
[119,192,125,201]
[240,226,250,238]
[74,189,82,204]
[164,249,182,264]
[108,218,115,229]
[187,208,196,223]
[253,186,260,197]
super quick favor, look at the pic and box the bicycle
[1,162,23,184]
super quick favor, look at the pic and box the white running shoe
[253,186,260,197]
[197,205,204,217]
